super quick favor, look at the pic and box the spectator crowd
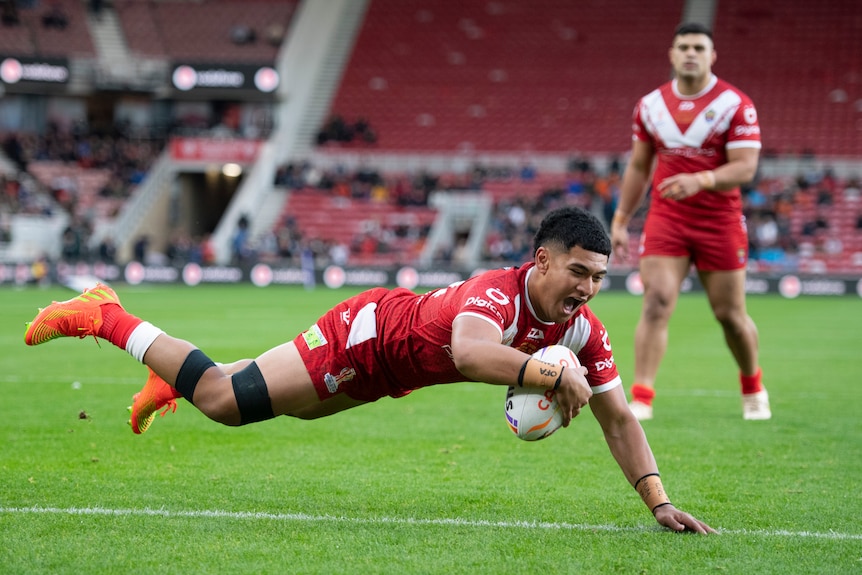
[2,123,861,275]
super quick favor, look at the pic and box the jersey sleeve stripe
[455,311,504,339]
[591,376,622,395]
[726,140,762,150]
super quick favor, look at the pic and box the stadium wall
[2,260,859,299]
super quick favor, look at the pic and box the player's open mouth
[563,297,580,314]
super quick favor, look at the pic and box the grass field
[2,283,860,574]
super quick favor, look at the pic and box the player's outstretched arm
[590,386,714,534]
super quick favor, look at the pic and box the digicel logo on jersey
[734,125,760,136]
[464,296,503,320]
[464,288,510,321]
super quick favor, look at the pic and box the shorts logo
[324,366,356,393]
[302,323,328,350]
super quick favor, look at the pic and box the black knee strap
[174,349,216,405]
[231,361,274,425]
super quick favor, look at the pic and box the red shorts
[640,210,749,271]
[293,287,415,403]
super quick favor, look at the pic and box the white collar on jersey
[671,74,718,100]
[523,266,556,326]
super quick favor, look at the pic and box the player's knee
[714,308,749,334]
[178,357,275,426]
[642,291,675,320]
[229,361,275,425]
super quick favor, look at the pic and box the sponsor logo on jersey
[464,295,503,319]
[340,309,351,325]
[463,287,511,321]
[743,106,757,124]
[734,125,760,137]
[302,323,328,349]
[663,147,718,159]
[594,356,615,372]
[526,327,545,340]
[324,366,356,393]
[485,287,511,305]
[678,101,695,111]
[600,329,611,352]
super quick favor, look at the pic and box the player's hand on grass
[556,365,592,426]
[654,504,716,534]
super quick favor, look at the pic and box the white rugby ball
[504,345,581,441]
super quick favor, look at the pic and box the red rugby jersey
[366,263,621,397]
[632,75,761,218]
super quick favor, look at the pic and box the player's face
[669,33,716,83]
[533,245,608,323]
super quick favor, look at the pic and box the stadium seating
[328,0,862,159]
[278,188,438,266]
[27,160,118,220]
[0,0,95,58]
[115,0,297,62]
[329,0,683,153]
[712,0,862,157]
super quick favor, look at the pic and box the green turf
[2,284,861,574]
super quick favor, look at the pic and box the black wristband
[651,502,673,514]
[553,366,564,390]
[517,359,529,387]
[634,472,660,490]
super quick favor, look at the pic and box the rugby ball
[504,345,581,441]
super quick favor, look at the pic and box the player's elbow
[728,151,760,185]
[739,164,758,185]
[451,347,484,381]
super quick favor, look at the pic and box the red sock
[631,383,656,406]
[99,303,144,350]
[740,368,763,395]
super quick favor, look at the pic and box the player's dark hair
[674,22,713,42]
[533,206,611,257]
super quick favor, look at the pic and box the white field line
[1,506,860,541]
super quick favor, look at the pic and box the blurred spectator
[133,235,149,263]
[844,178,860,201]
[42,2,69,29]
[61,226,84,262]
[98,236,117,264]
[265,22,286,46]
[317,115,376,146]
[165,231,193,265]
[2,1,20,26]
[230,23,256,45]
[0,211,11,243]
[30,255,51,286]
[231,215,254,265]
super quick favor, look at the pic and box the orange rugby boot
[24,283,121,346]
[128,367,182,434]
